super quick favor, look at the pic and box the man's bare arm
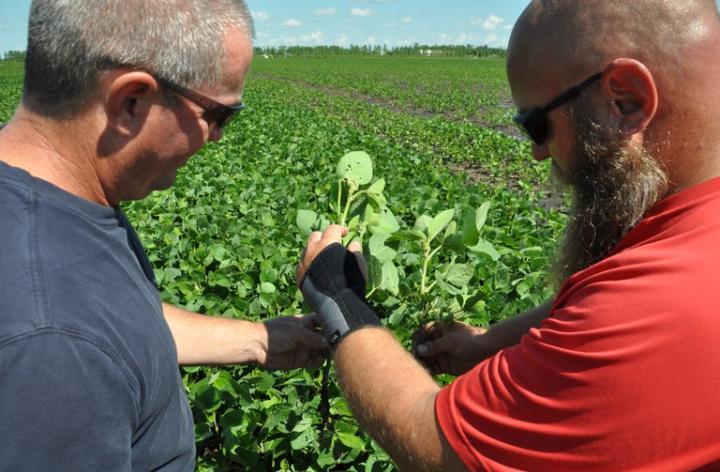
[162,303,327,369]
[484,299,553,348]
[334,327,466,471]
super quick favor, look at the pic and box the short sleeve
[0,329,139,471]
[435,292,639,471]
[434,268,720,471]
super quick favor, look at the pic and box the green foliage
[255,44,505,59]
[0,57,565,470]
[2,50,26,62]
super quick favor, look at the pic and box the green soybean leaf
[337,151,373,185]
[427,209,455,241]
[381,260,400,295]
[414,214,432,232]
[444,221,457,240]
[290,429,316,450]
[367,178,386,194]
[365,191,387,209]
[476,201,491,232]
[296,209,317,234]
[373,246,397,264]
[336,431,366,450]
[444,264,474,287]
[208,271,233,288]
[369,255,383,289]
[462,209,480,247]
[259,282,277,294]
[347,214,360,232]
[368,233,389,255]
[443,233,466,255]
[468,238,501,261]
[387,229,426,242]
[367,209,400,234]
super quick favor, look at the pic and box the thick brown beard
[548,101,669,289]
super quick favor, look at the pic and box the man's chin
[156,170,179,190]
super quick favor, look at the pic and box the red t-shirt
[436,177,720,471]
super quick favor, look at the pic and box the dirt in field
[258,73,520,139]
[258,73,566,208]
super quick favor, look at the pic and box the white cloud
[314,7,337,16]
[282,19,302,27]
[471,14,504,30]
[266,31,326,46]
[335,33,351,47]
[307,31,325,42]
[401,16,412,23]
[251,11,270,22]
[438,31,508,47]
[351,8,374,17]
[366,36,378,45]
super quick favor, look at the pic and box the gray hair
[24,0,255,117]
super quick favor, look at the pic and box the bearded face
[548,99,669,288]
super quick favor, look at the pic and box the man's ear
[104,71,160,136]
[600,59,658,135]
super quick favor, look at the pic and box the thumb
[416,335,456,358]
[347,240,369,284]
[347,240,362,253]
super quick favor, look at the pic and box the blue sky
[246,0,530,49]
[1,1,530,55]
[4,1,720,54]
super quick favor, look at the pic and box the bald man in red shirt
[297,0,720,470]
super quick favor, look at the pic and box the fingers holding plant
[258,315,329,371]
[412,321,490,376]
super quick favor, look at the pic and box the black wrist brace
[300,243,380,346]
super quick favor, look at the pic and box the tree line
[3,44,505,62]
[2,50,26,61]
[255,44,506,58]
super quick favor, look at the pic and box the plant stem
[319,358,332,432]
[336,179,343,223]
[420,241,431,294]
[340,183,358,227]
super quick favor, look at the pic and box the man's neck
[0,109,111,206]
[661,140,720,196]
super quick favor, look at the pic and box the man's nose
[208,125,223,143]
[531,141,551,161]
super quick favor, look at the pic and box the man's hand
[295,225,352,287]
[296,225,379,347]
[412,321,493,376]
[257,314,328,370]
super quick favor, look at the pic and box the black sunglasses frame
[155,77,245,130]
[513,72,603,146]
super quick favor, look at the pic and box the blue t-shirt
[0,161,195,471]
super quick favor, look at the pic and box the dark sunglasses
[513,72,603,145]
[155,77,245,129]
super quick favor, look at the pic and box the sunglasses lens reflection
[527,112,548,145]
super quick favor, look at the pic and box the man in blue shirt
[0,1,326,470]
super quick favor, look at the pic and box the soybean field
[0,56,566,471]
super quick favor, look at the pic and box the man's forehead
[220,27,253,93]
